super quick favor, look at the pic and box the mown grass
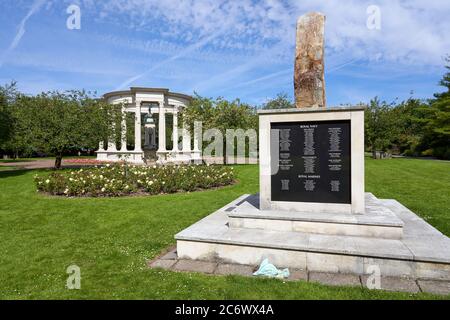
[0,158,449,299]
[0,166,16,171]
[366,157,450,235]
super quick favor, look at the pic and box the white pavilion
[96,87,201,164]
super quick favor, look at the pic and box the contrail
[0,0,47,67]
[230,68,292,89]
[190,43,287,93]
[115,30,224,90]
[327,58,358,73]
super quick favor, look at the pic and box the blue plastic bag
[253,258,290,279]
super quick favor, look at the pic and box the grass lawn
[0,157,449,299]
[0,166,16,171]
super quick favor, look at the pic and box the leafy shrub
[35,164,234,197]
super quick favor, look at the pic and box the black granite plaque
[271,120,351,204]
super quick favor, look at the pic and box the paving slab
[417,280,450,296]
[215,264,254,276]
[288,269,308,281]
[148,259,177,270]
[160,249,178,260]
[361,275,420,293]
[309,272,361,287]
[173,259,217,274]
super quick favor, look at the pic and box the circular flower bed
[35,164,234,197]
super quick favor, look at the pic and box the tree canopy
[183,93,257,163]
[0,87,119,168]
[261,93,294,110]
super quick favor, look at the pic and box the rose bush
[35,164,234,197]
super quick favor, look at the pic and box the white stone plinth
[258,107,365,214]
[175,194,450,280]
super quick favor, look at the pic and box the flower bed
[35,164,234,197]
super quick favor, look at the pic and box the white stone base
[227,193,404,239]
[175,194,450,280]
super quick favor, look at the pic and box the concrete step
[175,194,450,280]
[227,194,404,239]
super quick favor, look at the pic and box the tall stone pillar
[182,124,191,153]
[158,102,166,152]
[192,121,202,163]
[120,108,127,151]
[294,12,326,108]
[134,102,142,152]
[172,107,179,151]
[107,122,117,151]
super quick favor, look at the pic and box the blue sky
[0,0,449,106]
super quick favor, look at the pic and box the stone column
[294,12,326,108]
[107,122,117,151]
[193,121,201,152]
[134,102,142,152]
[120,108,127,151]
[182,123,191,153]
[158,102,166,152]
[192,121,202,162]
[172,107,179,151]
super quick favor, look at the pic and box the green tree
[418,57,450,159]
[215,97,257,163]
[389,98,428,155]
[0,82,19,151]
[365,97,399,158]
[261,92,294,110]
[183,94,257,163]
[11,90,118,168]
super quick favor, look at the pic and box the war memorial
[173,13,450,282]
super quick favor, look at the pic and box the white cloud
[62,0,449,91]
[80,0,449,66]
